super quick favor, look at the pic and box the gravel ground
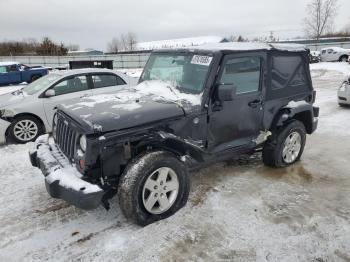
[0,63,349,262]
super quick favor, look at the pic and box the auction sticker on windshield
[191,55,213,66]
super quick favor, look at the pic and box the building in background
[134,36,228,52]
[67,49,104,56]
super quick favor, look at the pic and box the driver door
[42,75,92,129]
[207,54,265,152]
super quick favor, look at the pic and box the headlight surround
[0,109,15,118]
[79,135,87,152]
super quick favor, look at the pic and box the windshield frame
[139,50,215,95]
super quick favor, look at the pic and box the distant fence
[0,53,151,69]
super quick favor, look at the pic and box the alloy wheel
[282,131,302,164]
[13,119,38,142]
[142,167,179,215]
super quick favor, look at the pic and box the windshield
[22,74,61,95]
[139,53,212,94]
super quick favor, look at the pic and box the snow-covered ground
[0,63,350,261]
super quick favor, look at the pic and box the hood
[59,97,185,134]
[59,81,202,134]
[0,90,29,108]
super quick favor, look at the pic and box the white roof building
[135,36,228,51]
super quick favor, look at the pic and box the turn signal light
[79,159,85,170]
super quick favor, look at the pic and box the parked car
[0,62,48,85]
[29,42,319,226]
[309,50,321,63]
[0,68,136,144]
[320,47,350,62]
[338,77,350,106]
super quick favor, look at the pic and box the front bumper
[0,118,11,144]
[29,135,104,210]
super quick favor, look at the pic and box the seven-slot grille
[55,115,79,162]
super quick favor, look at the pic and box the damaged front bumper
[0,118,11,144]
[29,135,104,210]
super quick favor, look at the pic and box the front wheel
[262,120,306,167]
[9,116,44,143]
[118,151,190,226]
[339,55,348,62]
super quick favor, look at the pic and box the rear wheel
[262,120,306,167]
[27,75,40,84]
[9,115,44,143]
[118,151,190,226]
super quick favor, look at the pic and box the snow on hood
[63,80,202,110]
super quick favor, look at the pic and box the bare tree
[304,0,338,40]
[67,44,80,51]
[126,32,137,51]
[107,37,120,53]
[119,33,128,51]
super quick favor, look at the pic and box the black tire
[118,151,190,226]
[9,115,44,144]
[262,120,306,167]
[339,55,348,62]
[27,75,40,84]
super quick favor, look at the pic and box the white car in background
[0,68,137,144]
[338,77,350,107]
[320,47,350,62]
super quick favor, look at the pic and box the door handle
[248,99,262,108]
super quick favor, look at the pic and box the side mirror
[45,89,55,97]
[217,84,237,101]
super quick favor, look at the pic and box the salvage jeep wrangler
[30,42,319,226]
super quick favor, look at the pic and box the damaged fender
[275,101,319,134]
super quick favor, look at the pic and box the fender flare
[274,102,316,134]
[134,131,206,163]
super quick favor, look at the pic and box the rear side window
[0,66,7,73]
[92,74,126,88]
[271,56,307,90]
[268,54,310,100]
[321,50,326,54]
[219,57,261,94]
[53,75,89,96]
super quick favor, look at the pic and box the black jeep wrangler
[30,42,319,226]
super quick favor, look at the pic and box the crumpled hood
[58,81,201,133]
[59,97,185,134]
[0,91,29,108]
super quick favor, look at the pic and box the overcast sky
[1,0,349,51]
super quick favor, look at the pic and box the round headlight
[80,135,87,152]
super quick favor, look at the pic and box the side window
[321,50,326,54]
[92,74,126,88]
[53,75,88,96]
[219,57,261,94]
[9,65,17,72]
[271,55,307,90]
[327,49,333,54]
[0,66,7,73]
